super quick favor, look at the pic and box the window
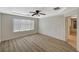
[13,19,34,32]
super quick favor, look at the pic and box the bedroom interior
[0,7,79,52]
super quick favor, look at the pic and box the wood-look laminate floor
[0,34,77,52]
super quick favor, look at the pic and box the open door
[65,16,77,48]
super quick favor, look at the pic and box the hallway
[68,32,76,48]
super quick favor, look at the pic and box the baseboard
[38,33,66,42]
[1,33,38,42]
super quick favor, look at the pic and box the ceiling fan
[30,10,46,16]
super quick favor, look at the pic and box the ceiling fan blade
[30,12,35,13]
[32,13,36,16]
[39,13,46,15]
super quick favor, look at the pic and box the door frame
[0,14,1,42]
[65,16,77,48]
[65,16,69,43]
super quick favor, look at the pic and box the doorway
[65,16,77,48]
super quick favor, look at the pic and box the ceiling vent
[54,7,61,10]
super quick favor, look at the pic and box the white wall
[38,9,79,51]
[39,15,65,41]
[1,13,38,41]
[39,9,79,51]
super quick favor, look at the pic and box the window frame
[13,18,35,32]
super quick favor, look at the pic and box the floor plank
[0,34,77,52]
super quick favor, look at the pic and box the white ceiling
[0,7,78,18]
